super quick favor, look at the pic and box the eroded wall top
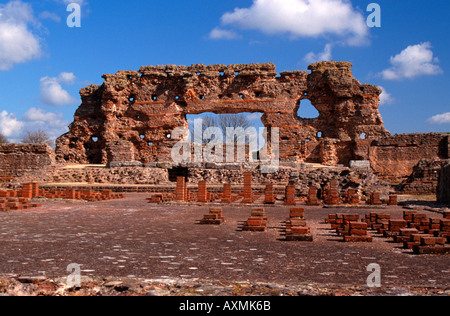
[56,61,390,164]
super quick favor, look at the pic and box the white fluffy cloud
[0,1,42,70]
[209,27,241,40]
[381,42,443,80]
[0,110,24,138]
[427,112,450,125]
[0,108,69,142]
[22,107,69,140]
[40,72,77,106]
[378,86,394,105]
[304,43,333,64]
[215,0,369,45]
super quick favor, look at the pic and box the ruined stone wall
[368,133,449,178]
[55,61,390,165]
[437,161,450,205]
[0,144,55,178]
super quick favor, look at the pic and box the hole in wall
[92,137,99,143]
[297,99,319,119]
[152,95,158,101]
[168,167,189,182]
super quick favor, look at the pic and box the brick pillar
[222,183,232,204]
[388,195,398,206]
[264,184,275,204]
[20,183,33,199]
[176,176,186,202]
[369,191,382,205]
[198,181,208,203]
[31,182,39,198]
[324,180,340,205]
[242,172,253,204]
[284,184,296,206]
[345,189,360,205]
[307,187,320,206]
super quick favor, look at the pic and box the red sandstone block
[289,219,307,227]
[420,237,446,246]
[350,229,368,236]
[291,227,310,235]
[400,228,419,236]
[246,218,264,226]
[343,214,359,221]
[349,222,368,230]
[413,246,450,255]
[344,235,372,242]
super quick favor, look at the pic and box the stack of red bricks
[396,211,450,253]
[344,189,360,205]
[175,176,187,202]
[197,181,208,203]
[147,193,173,204]
[388,195,398,206]
[41,188,124,201]
[264,184,275,204]
[324,180,340,205]
[306,187,320,206]
[344,221,373,242]
[284,184,296,206]
[440,218,450,241]
[384,219,408,238]
[326,213,372,242]
[222,183,232,204]
[18,182,40,198]
[285,208,313,241]
[241,172,254,204]
[242,208,268,232]
[199,207,225,225]
[364,212,391,234]
[413,236,450,254]
[0,196,42,212]
[368,191,382,206]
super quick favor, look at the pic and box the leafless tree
[0,132,8,144]
[190,114,254,144]
[21,129,53,147]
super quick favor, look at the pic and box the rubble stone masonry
[0,144,55,178]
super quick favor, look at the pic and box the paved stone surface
[0,193,449,295]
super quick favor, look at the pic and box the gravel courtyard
[0,193,448,295]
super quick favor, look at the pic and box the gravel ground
[0,193,448,296]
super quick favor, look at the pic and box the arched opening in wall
[297,99,320,119]
[186,112,266,161]
[360,133,367,140]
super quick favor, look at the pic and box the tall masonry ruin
[54,61,449,180]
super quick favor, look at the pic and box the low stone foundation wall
[0,144,55,178]
[437,161,450,205]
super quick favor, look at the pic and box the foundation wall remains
[0,144,55,178]
[437,161,450,205]
[55,61,390,165]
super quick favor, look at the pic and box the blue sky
[0,0,449,142]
